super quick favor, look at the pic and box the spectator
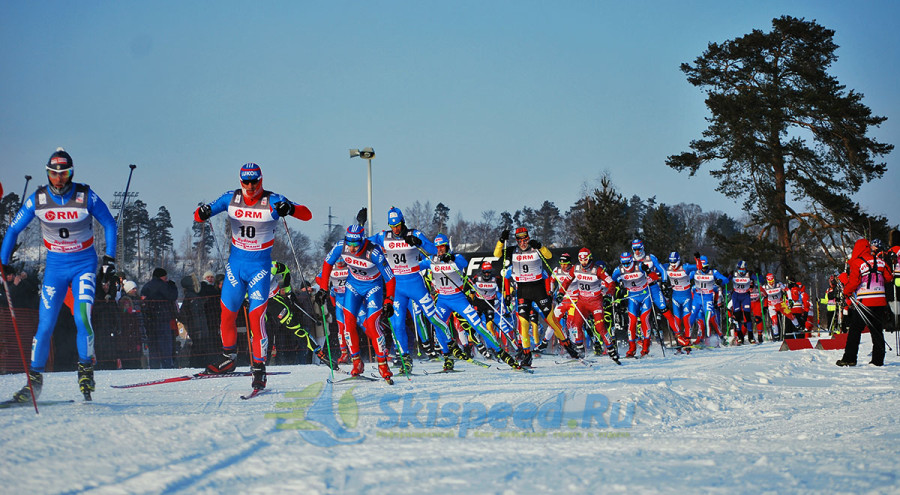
[198,270,221,360]
[92,277,121,369]
[180,274,211,368]
[141,267,179,368]
[118,280,146,369]
[9,270,38,309]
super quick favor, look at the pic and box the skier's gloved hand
[274,201,295,217]
[314,289,328,306]
[500,230,510,242]
[356,207,368,225]
[404,234,422,247]
[100,256,116,282]
[382,299,394,318]
[694,252,701,260]
[528,239,542,249]
[440,253,453,263]
[196,204,212,221]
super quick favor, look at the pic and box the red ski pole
[0,263,39,413]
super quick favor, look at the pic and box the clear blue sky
[2,1,897,246]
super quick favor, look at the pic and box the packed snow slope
[1,338,898,495]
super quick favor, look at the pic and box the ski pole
[206,220,226,271]
[0,264,38,413]
[318,301,334,380]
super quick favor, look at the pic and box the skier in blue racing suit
[1,148,117,402]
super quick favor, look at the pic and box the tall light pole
[20,175,32,209]
[349,147,375,236]
[112,164,138,264]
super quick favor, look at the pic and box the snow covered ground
[1,337,899,495]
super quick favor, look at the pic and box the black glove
[382,300,394,318]
[499,230,510,242]
[314,289,328,306]
[694,252,701,260]
[197,204,212,221]
[440,253,453,263]
[274,201,294,217]
[356,207,368,225]
[404,234,422,247]
[100,255,116,282]
[528,239,542,249]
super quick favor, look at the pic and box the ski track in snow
[1,339,898,494]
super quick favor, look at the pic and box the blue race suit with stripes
[1,184,117,371]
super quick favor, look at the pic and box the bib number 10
[239,226,256,238]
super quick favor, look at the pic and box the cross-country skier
[664,252,695,349]
[688,256,730,345]
[631,239,681,340]
[367,207,456,374]
[611,252,656,357]
[2,148,118,402]
[470,260,519,356]
[316,258,350,363]
[494,227,580,364]
[567,248,620,362]
[314,225,396,382]
[424,234,521,370]
[729,261,756,344]
[194,163,312,391]
[760,273,797,341]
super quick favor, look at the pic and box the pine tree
[667,16,893,272]
[570,175,630,262]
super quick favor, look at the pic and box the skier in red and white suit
[565,248,620,363]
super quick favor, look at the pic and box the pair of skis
[110,371,291,400]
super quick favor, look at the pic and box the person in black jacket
[141,268,179,368]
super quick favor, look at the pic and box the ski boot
[316,348,339,370]
[77,362,95,401]
[462,342,475,359]
[496,349,521,369]
[534,339,549,353]
[560,339,580,359]
[575,342,585,358]
[593,341,605,356]
[251,361,267,390]
[205,352,237,374]
[377,358,394,384]
[12,370,42,403]
[398,353,413,375]
[640,338,651,357]
[442,354,455,371]
[475,341,493,360]
[448,341,470,361]
[350,356,365,376]
[337,348,350,364]
[606,341,621,365]
[757,332,764,344]
[625,340,637,358]
[518,349,532,368]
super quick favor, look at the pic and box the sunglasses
[241,178,260,185]
[48,169,72,180]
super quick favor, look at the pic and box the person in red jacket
[836,238,894,367]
